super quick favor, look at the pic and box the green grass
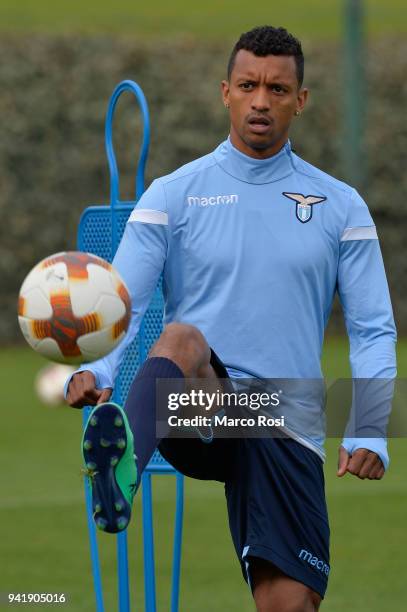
[1,341,406,611]
[0,1,406,39]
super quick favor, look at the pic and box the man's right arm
[66,179,169,407]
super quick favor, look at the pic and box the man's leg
[83,321,234,533]
[124,322,220,487]
[250,558,322,612]
[149,321,217,379]
[225,438,329,609]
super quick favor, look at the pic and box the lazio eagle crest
[282,192,327,223]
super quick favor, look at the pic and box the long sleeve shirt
[67,137,397,467]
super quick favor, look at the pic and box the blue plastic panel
[77,202,169,470]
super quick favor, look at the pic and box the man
[66,26,396,611]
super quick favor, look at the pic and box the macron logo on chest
[187,194,238,207]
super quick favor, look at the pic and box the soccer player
[66,26,396,611]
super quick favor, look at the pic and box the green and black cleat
[82,402,138,534]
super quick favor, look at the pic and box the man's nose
[251,86,270,111]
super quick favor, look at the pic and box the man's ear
[221,80,230,107]
[297,87,309,113]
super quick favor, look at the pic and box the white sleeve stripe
[340,226,378,241]
[128,209,168,225]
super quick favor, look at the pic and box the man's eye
[240,83,254,90]
[272,85,284,93]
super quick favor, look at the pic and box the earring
[225,103,230,109]
[295,110,300,116]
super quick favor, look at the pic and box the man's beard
[243,133,276,151]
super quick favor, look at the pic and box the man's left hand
[337,446,385,480]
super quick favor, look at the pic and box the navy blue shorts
[158,350,330,599]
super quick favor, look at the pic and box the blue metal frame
[104,79,150,254]
[78,80,184,612]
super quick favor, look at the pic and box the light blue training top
[68,137,397,467]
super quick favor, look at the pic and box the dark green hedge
[1,35,406,342]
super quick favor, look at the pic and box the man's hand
[66,371,112,408]
[337,446,385,480]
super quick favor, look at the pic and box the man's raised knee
[149,322,211,377]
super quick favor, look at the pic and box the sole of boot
[82,403,132,534]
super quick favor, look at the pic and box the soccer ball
[18,251,131,364]
[35,364,76,406]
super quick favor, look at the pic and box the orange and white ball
[18,251,131,364]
